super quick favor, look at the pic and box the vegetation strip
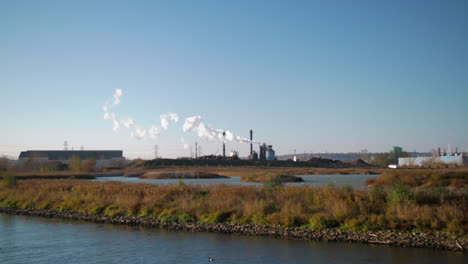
[0,207,465,251]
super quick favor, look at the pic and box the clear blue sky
[1,0,467,159]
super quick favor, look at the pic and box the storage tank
[266,145,275,161]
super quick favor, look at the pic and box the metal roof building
[398,155,467,167]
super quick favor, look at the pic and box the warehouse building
[398,155,467,167]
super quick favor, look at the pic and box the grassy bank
[0,170,123,180]
[366,169,468,189]
[0,180,466,235]
[240,173,303,183]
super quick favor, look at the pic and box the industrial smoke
[102,89,259,151]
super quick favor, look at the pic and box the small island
[241,173,304,183]
[139,171,229,179]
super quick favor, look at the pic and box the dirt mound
[345,159,370,166]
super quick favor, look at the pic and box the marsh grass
[0,180,466,234]
[1,173,16,188]
[366,170,468,188]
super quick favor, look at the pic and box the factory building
[392,146,403,153]
[18,150,124,168]
[247,129,276,161]
[398,155,467,167]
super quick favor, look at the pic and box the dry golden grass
[365,169,468,189]
[0,180,466,234]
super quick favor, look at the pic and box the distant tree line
[368,150,411,167]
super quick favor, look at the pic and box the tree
[69,155,82,171]
[370,151,411,167]
[0,157,8,172]
[82,158,96,172]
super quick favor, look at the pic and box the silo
[266,145,275,161]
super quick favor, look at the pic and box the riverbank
[0,170,124,180]
[1,180,466,234]
[0,207,465,251]
[124,166,384,178]
[366,169,468,188]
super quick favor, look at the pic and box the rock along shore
[0,207,466,252]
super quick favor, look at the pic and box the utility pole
[195,142,198,159]
[64,141,68,151]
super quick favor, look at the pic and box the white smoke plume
[102,90,259,147]
[148,126,160,139]
[181,137,189,150]
[113,89,123,104]
[102,89,162,140]
[160,112,179,130]
[130,126,147,140]
[120,118,134,129]
[182,115,253,144]
[102,89,124,132]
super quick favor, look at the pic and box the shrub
[82,158,96,172]
[387,184,414,204]
[200,211,231,223]
[264,175,284,188]
[177,213,194,223]
[308,213,339,230]
[2,173,16,188]
[69,155,82,171]
[104,205,125,217]
[156,209,194,223]
[88,206,105,215]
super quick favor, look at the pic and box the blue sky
[1,0,467,159]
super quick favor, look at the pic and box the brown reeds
[0,180,466,235]
[365,169,468,188]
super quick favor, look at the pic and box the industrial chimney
[250,130,253,155]
[223,131,226,158]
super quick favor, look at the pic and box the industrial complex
[14,132,466,169]
[398,146,467,167]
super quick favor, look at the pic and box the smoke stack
[223,131,226,158]
[250,130,253,155]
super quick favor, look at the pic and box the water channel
[93,174,376,189]
[0,214,464,264]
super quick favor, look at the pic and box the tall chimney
[223,131,226,158]
[250,130,253,155]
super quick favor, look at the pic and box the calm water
[94,174,376,189]
[0,214,465,264]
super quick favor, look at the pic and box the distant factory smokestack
[223,131,226,158]
[250,130,253,155]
